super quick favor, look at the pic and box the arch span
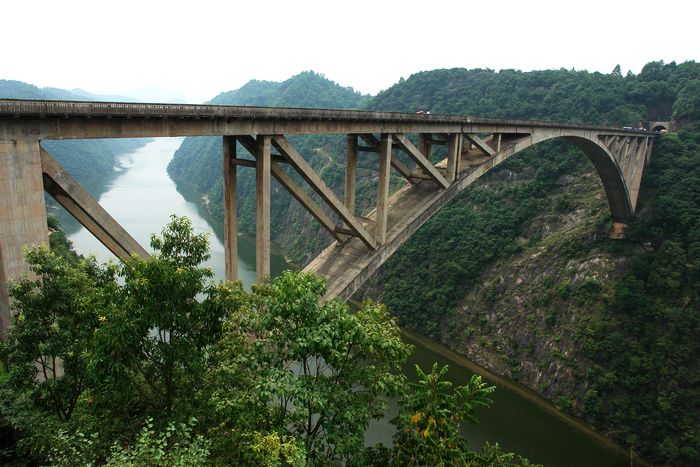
[306,129,649,301]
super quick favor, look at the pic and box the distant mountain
[210,71,367,108]
[65,88,138,102]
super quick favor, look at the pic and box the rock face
[446,221,633,407]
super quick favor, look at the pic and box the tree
[211,271,412,464]
[2,247,118,422]
[91,215,230,425]
[391,363,494,465]
[2,217,536,465]
[672,79,700,124]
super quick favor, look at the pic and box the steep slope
[0,80,149,231]
[358,62,700,465]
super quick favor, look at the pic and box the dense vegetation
[360,64,700,465]
[0,217,533,466]
[167,60,700,465]
[0,80,148,230]
[580,128,700,464]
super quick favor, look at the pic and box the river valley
[68,138,628,466]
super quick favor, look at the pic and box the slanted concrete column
[376,133,392,245]
[223,136,238,282]
[255,135,271,282]
[344,134,358,215]
[0,137,48,333]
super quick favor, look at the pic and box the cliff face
[359,151,620,400]
[437,173,633,405]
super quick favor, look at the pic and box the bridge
[0,99,657,331]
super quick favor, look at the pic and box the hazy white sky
[1,0,697,103]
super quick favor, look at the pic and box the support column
[255,135,271,282]
[223,136,238,282]
[447,133,461,182]
[419,133,432,162]
[0,138,48,333]
[344,134,358,216]
[376,133,392,245]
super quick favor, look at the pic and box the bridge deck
[0,99,653,140]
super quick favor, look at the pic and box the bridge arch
[551,135,632,221]
[306,129,641,300]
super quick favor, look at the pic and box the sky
[1,0,697,103]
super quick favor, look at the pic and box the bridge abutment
[0,137,48,332]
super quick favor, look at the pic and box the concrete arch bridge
[0,99,657,330]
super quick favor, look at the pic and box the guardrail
[0,99,659,135]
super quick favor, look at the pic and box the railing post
[223,136,238,282]
[256,135,271,282]
[376,133,392,244]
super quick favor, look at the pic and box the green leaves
[390,363,496,466]
[2,216,535,465]
[4,247,118,422]
[214,271,412,464]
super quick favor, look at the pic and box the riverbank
[400,327,649,467]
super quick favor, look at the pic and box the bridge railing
[0,99,660,136]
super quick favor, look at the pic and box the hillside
[167,61,700,464]
[0,80,149,231]
[359,63,700,465]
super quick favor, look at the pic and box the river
[69,138,628,466]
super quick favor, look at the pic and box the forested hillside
[167,61,700,465]
[360,62,700,465]
[0,80,148,230]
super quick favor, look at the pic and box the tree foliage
[0,216,535,465]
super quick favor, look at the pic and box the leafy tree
[672,79,700,124]
[90,215,230,425]
[391,363,494,466]
[211,270,412,464]
[1,217,536,465]
[2,248,118,422]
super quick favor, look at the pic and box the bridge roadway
[0,99,657,330]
